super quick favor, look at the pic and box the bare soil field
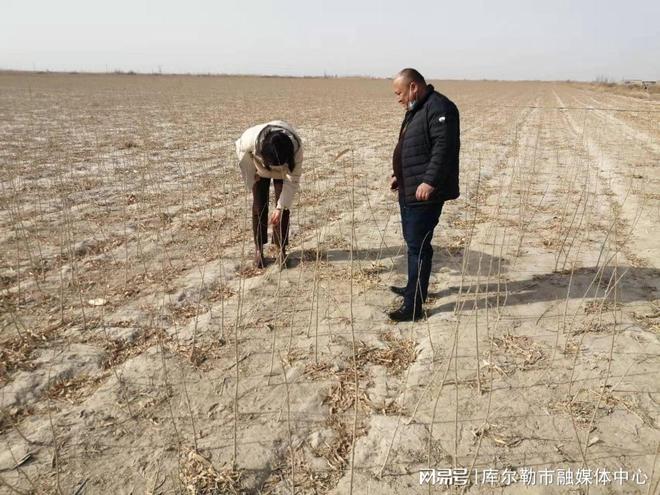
[0,73,659,494]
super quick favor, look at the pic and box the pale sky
[2,0,658,81]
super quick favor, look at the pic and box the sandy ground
[0,74,659,494]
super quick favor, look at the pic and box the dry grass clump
[561,338,583,355]
[443,234,466,255]
[316,263,363,284]
[355,331,418,375]
[347,263,389,289]
[261,447,335,495]
[447,217,474,230]
[303,361,334,380]
[471,423,524,448]
[261,417,368,494]
[312,416,367,477]
[316,262,341,279]
[445,374,492,392]
[0,406,34,434]
[0,273,17,291]
[322,368,370,414]
[179,447,244,495]
[358,262,388,276]
[542,237,559,248]
[0,340,38,385]
[282,347,306,366]
[366,397,407,416]
[119,139,140,150]
[101,328,166,369]
[170,300,210,321]
[548,388,619,426]
[183,217,222,232]
[46,374,107,404]
[236,265,264,279]
[488,334,545,372]
[263,378,371,493]
[633,305,660,334]
[207,285,235,302]
[118,265,184,297]
[572,317,612,335]
[320,233,350,250]
[170,340,227,369]
[297,247,329,262]
[583,299,619,314]
[0,323,63,384]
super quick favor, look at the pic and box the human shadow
[292,244,658,314]
[296,243,507,277]
[426,266,659,316]
[295,244,405,264]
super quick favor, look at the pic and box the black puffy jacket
[396,85,460,206]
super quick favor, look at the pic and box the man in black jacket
[389,68,460,321]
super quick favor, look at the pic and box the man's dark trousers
[399,197,444,310]
[252,177,290,249]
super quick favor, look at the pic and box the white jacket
[235,120,303,210]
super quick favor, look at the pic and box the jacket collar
[417,84,435,107]
[404,84,434,119]
[399,85,436,136]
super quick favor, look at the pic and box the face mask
[406,83,416,110]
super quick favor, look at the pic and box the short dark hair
[261,130,296,171]
[397,68,426,86]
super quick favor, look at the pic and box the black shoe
[388,304,424,322]
[389,285,406,296]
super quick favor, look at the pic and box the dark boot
[389,285,407,296]
[388,303,424,322]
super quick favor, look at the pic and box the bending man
[236,121,303,268]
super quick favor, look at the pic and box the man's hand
[415,183,435,201]
[390,175,398,191]
[270,209,282,225]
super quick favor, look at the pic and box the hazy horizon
[2,0,659,82]
[0,69,642,84]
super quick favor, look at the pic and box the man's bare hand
[390,176,398,191]
[415,183,435,201]
[270,209,282,225]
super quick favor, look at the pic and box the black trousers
[252,177,290,249]
[399,197,444,308]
